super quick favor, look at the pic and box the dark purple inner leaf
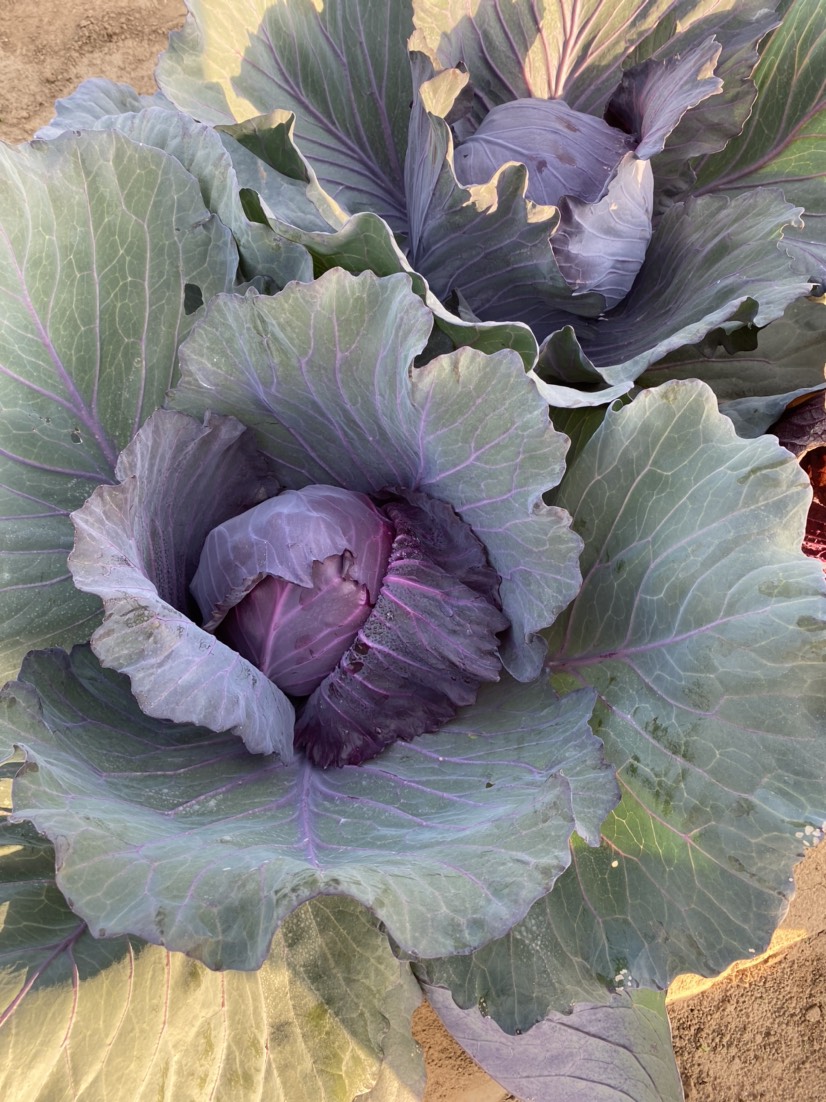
[295,494,509,767]
[770,391,826,567]
[381,487,503,601]
[800,449,826,564]
[604,38,723,161]
[769,391,826,458]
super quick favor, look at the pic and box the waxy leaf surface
[421,381,826,1029]
[0,771,424,1102]
[539,191,810,384]
[35,76,172,137]
[69,410,294,759]
[1,646,615,971]
[426,983,683,1102]
[158,0,413,228]
[695,0,826,284]
[640,297,826,436]
[0,130,236,686]
[411,0,775,122]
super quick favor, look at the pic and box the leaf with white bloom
[411,0,668,108]
[1,646,616,971]
[425,983,684,1102]
[640,296,826,435]
[218,111,350,234]
[529,376,634,410]
[69,410,294,758]
[0,131,236,686]
[216,106,541,368]
[720,384,826,440]
[44,49,477,334]
[420,380,826,1028]
[35,76,172,138]
[410,0,777,123]
[695,0,826,284]
[639,1,781,193]
[34,102,314,287]
[158,0,413,229]
[0,802,424,1102]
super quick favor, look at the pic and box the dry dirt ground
[1,3,824,1099]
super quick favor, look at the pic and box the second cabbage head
[154,0,822,391]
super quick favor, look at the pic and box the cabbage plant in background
[0,6,824,1102]
[146,0,826,415]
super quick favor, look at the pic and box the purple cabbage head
[190,482,509,768]
[453,99,637,211]
[452,97,655,309]
[403,36,732,330]
[191,485,394,696]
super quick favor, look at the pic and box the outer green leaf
[359,978,427,1102]
[719,384,826,439]
[35,77,172,138]
[76,107,313,286]
[640,0,781,192]
[695,0,826,283]
[1,757,424,1101]
[421,380,826,1028]
[222,110,540,368]
[546,405,618,468]
[425,983,683,1102]
[34,82,537,366]
[530,376,634,409]
[170,268,580,679]
[201,105,539,366]
[219,111,351,234]
[639,296,826,435]
[0,759,45,849]
[0,823,425,1102]
[411,0,671,108]
[2,646,616,971]
[283,209,540,367]
[35,93,314,285]
[37,90,344,281]
[538,191,810,384]
[69,411,294,759]
[0,131,236,686]
[157,0,413,228]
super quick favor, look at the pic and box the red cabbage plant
[0,2,825,1099]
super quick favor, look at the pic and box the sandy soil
[0,0,183,141]
[1,4,824,1099]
